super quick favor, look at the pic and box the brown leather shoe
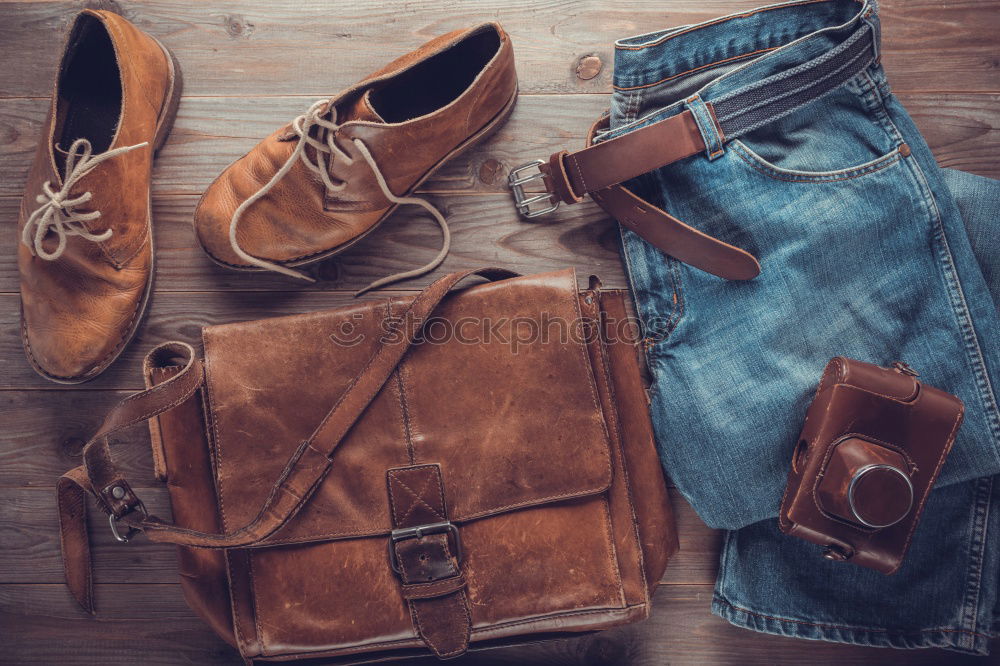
[18,10,181,383]
[194,23,517,294]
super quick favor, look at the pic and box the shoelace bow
[22,138,148,261]
[229,98,451,296]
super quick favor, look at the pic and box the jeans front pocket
[728,138,905,183]
[728,71,904,179]
[634,88,983,528]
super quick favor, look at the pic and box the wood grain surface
[1,0,997,663]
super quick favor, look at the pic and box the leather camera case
[779,357,964,575]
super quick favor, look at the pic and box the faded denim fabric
[605,0,1000,654]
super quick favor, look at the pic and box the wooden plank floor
[1,1,997,663]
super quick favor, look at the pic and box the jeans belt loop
[684,94,726,161]
[860,1,882,63]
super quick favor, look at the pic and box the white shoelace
[22,138,148,261]
[229,99,451,296]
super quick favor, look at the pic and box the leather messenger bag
[57,268,677,663]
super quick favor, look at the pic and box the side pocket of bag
[599,290,679,591]
[145,360,237,649]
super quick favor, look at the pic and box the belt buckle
[508,160,559,218]
[388,520,462,574]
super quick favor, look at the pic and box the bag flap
[201,269,613,545]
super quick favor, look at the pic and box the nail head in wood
[575,55,603,81]
[478,158,504,185]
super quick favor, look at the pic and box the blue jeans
[605,0,1000,654]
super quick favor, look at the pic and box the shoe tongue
[340,89,386,124]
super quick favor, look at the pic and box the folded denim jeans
[714,169,1000,655]
[605,0,1000,654]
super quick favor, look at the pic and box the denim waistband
[605,0,881,144]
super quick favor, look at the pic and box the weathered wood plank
[0,389,155,484]
[2,1,999,664]
[1,93,997,297]
[0,291,371,389]
[140,90,1000,186]
[0,486,177,585]
[902,93,1000,176]
[1,583,988,665]
[0,281,636,390]
[0,194,626,297]
[2,93,999,201]
[0,94,613,198]
[0,0,997,99]
[0,486,716,585]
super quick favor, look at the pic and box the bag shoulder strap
[58,267,519,612]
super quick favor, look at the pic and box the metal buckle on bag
[108,501,148,543]
[508,160,559,218]
[387,521,462,575]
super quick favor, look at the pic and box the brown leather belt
[509,108,761,282]
[508,22,880,282]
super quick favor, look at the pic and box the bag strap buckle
[388,521,462,574]
[108,500,148,543]
[508,160,560,218]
